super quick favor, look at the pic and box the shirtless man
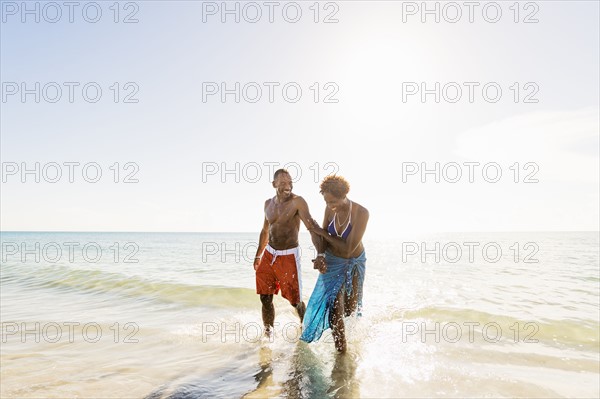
[253,169,320,336]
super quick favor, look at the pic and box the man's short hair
[273,168,290,180]
[320,175,350,198]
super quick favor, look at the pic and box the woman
[300,175,369,353]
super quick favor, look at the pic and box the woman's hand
[310,226,328,237]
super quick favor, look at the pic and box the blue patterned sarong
[300,250,366,343]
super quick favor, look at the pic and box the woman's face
[323,192,346,212]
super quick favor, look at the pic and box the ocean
[1,231,598,398]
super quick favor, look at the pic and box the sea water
[1,232,598,398]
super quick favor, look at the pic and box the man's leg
[330,288,347,353]
[279,251,305,324]
[293,301,306,323]
[260,294,275,336]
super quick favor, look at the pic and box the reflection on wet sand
[328,352,360,399]
[244,341,360,399]
[243,345,279,399]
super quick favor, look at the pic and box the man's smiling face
[273,173,293,199]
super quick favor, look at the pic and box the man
[253,169,321,337]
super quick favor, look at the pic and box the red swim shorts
[256,245,302,305]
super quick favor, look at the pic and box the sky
[1,0,599,236]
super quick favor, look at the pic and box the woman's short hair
[320,175,350,198]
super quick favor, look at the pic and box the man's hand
[253,257,261,271]
[312,256,327,274]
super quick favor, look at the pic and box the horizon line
[1,230,599,234]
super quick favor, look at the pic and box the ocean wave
[1,264,257,308]
[388,306,600,350]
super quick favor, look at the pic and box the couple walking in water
[253,169,369,353]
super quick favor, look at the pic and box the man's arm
[295,196,318,231]
[295,196,327,272]
[313,208,330,254]
[311,209,330,273]
[253,201,270,270]
[295,196,321,246]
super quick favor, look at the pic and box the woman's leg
[344,270,360,317]
[330,286,347,353]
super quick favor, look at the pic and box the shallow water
[1,232,598,398]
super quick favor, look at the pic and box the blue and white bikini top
[327,201,352,240]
